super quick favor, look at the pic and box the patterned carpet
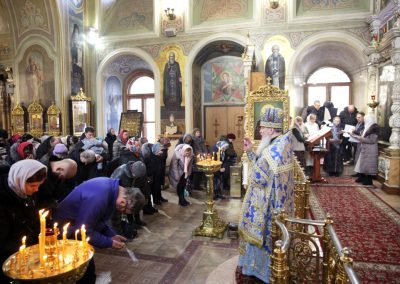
[310,178,400,283]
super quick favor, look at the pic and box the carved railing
[293,158,310,219]
[270,210,360,284]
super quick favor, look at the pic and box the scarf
[8,159,47,199]
[362,115,377,137]
[119,129,128,144]
[180,144,193,178]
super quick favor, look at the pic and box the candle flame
[22,236,26,245]
[81,224,85,230]
[86,237,90,243]
[42,210,49,219]
[63,223,70,231]
[39,209,45,216]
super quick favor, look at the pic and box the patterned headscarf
[179,144,193,178]
[8,160,47,199]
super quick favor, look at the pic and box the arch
[184,32,263,131]
[287,31,368,115]
[14,35,59,106]
[288,31,368,83]
[96,47,161,137]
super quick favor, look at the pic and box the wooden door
[204,106,244,160]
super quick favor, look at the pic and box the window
[306,67,351,114]
[127,75,155,142]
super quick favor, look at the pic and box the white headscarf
[7,160,47,199]
[179,144,193,178]
[362,115,377,137]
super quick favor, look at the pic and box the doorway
[204,106,244,160]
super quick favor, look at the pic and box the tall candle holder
[193,156,227,238]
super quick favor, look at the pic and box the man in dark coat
[323,117,344,177]
[306,100,325,127]
[339,105,358,164]
[111,161,147,233]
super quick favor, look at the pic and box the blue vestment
[238,132,294,283]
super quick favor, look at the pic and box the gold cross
[266,76,272,84]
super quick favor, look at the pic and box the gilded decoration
[11,103,25,135]
[71,89,91,136]
[47,102,61,136]
[28,100,44,137]
[244,82,289,142]
[71,88,91,101]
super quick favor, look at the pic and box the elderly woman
[0,160,47,282]
[349,115,380,185]
[169,144,194,206]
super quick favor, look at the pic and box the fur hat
[226,133,236,140]
[260,106,283,129]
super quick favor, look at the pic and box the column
[382,4,400,193]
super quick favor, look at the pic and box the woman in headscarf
[169,144,193,206]
[349,115,380,185]
[0,160,47,282]
[112,129,129,160]
[304,113,320,175]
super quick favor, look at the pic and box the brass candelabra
[2,240,94,283]
[193,157,227,238]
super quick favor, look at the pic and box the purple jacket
[53,177,119,248]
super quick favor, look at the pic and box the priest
[237,106,294,283]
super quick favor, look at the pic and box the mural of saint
[105,76,122,131]
[265,45,285,90]
[25,53,43,102]
[163,52,182,110]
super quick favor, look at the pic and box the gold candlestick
[193,159,227,238]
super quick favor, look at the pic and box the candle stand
[2,239,94,283]
[193,158,227,238]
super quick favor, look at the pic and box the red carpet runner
[310,178,400,284]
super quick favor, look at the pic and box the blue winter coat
[53,177,119,248]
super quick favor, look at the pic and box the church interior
[1,0,400,283]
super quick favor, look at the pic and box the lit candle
[81,225,86,248]
[75,229,79,242]
[22,236,26,247]
[62,223,70,242]
[39,210,48,267]
[43,255,48,274]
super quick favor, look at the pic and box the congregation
[0,126,238,283]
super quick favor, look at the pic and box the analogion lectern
[306,127,332,183]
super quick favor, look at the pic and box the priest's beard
[256,136,271,157]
